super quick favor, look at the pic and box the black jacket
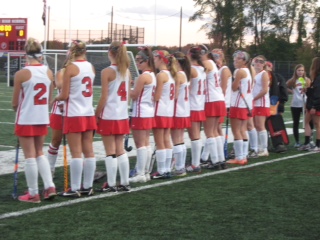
[268,71,288,104]
[306,75,320,111]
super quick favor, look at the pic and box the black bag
[266,114,289,148]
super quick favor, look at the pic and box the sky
[0,0,209,46]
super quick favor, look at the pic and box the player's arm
[130,73,150,100]
[253,71,269,101]
[12,69,30,112]
[232,69,246,91]
[220,67,231,96]
[55,63,77,101]
[154,72,168,101]
[47,68,54,107]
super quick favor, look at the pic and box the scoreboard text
[0,18,27,51]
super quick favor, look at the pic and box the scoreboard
[0,18,27,51]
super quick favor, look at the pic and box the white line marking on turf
[0,122,14,125]
[0,152,315,220]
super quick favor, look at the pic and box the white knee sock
[156,149,166,174]
[145,145,152,174]
[136,147,147,176]
[191,139,202,167]
[36,155,55,189]
[207,138,218,164]
[242,140,249,160]
[105,156,118,187]
[173,145,184,170]
[70,158,83,191]
[182,144,187,165]
[234,140,243,160]
[216,136,225,162]
[25,158,38,196]
[83,157,96,189]
[47,144,59,172]
[248,129,258,152]
[165,149,173,173]
[201,139,210,161]
[258,130,268,151]
[118,153,129,186]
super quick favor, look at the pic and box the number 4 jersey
[64,61,95,117]
[15,65,51,125]
[100,65,129,120]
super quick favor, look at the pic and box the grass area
[0,154,319,239]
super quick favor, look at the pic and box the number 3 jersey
[64,61,95,117]
[100,65,129,120]
[15,65,51,125]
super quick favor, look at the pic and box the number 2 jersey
[15,65,51,125]
[100,65,129,120]
[64,61,95,117]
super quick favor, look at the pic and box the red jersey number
[169,83,175,100]
[117,81,127,101]
[197,80,206,95]
[184,86,188,101]
[34,83,47,105]
[82,77,93,97]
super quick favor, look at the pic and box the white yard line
[0,151,315,220]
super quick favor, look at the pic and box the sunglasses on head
[233,50,246,60]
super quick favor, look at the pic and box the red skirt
[229,107,249,120]
[172,117,191,129]
[153,116,173,129]
[190,110,206,122]
[97,119,130,135]
[131,117,153,130]
[63,116,97,134]
[50,113,63,130]
[15,124,48,137]
[205,101,227,117]
[252,107,270,117]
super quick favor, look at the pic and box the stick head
[125,146,133,152]
[12,193,18,200]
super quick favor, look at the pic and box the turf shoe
[59,188,81,197]
[145,173,151,182]
[43,187,57,200]
[206,162,221,170]
[117,185,131,192]
[93,171,106,182]
[227,159,248,165]
[18,192,41,203]
[129,168,137,178]
[80,187,94,196]
[151,172,167,179]
[129,174,147,183]
[200,159,210,167]
[174,168,187,177]
[258,150,269,157]
[186,165,201,173]
[98,182,117,193]
[248,150,259,158]
[219,161,228,170]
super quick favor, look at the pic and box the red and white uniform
[205,60,226,117]
[154,70,175,128]
[63,61,96,133]
[173,71,191,129]
[253,70,270,108]
[219,66,232,108]
[15,65,51,136]
[131,71,156,130]
[97,65,130,135]
[230,68,253,120]
[50,89,63,130]
[16,65,51,125]
[189,65,206,121]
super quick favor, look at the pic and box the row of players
[12,38,284,203]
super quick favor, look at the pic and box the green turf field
[1,77,320,240]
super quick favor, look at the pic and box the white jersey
[231,68,253,109]
[253,70,270,107]
[15,65,51,125]
[51,89,63,115]
[132,71,156,118]
[219,66,232,108]
[205,60,224,102]
[155,70,175,117]
[100,65,129,120]
[189,65,206,111]
[175,71,190,118]
[64,61,95,117]
[291,78,306,108]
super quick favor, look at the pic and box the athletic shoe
[145,173,151,182]
[129,168,137,178]
[166,172,172,179]
[43,187,57,200]
[309,141,315,148]
[309,146,320,152]
[275,144,287,153]
[219,161,228,169]
[206,162,221,170]
[18,192,41,203]
[93,171,106,182]
[117,185,131,192]
[98,182,117,193]
[298,144,311,151]
[174,168,187,177]
[200,159,210,167]
[227,159,248,165]
[151,172,168,179]
[59,189,81,197]
[129,174,147,183]
[186,165,201,173]
[248,150,259,158]
[258,150,269,157]
[228,149,235,159]
[294,142,301,148]
[80,187,94,196]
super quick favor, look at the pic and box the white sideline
[0,151,314,220]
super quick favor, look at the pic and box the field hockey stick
[239,88,252,117]
[224,110,229,159]
[12,139,19,199]
[148,146,156,173]
[62,127,69,192]
[124,134,133,152]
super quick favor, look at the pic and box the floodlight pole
[154,0,157,45]
[179,7,182,51]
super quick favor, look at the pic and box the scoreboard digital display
[0,18,27,51]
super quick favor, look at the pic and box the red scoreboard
[0,18,27,51]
